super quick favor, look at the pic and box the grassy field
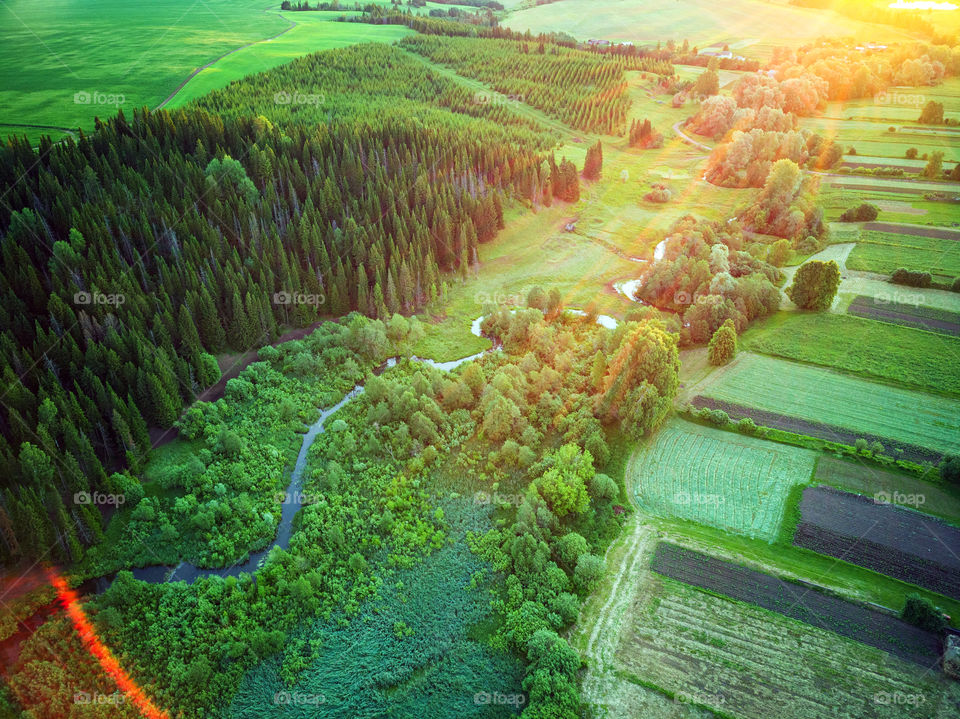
[167,17,413,108]
[504,0,903,48]
[742,312,960,396]
[0,0,292,144]
[692,352,960,455]
[631,418,816,541]
[818,185,960,227]
[0,1,415,144]
[845,230,960,281]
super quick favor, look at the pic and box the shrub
[786,260,841,311]
[838,203,879,222]
[708,409,730,426]
[952,277,960,293]
[737,417,757,435]
[766,238,792,267]
[644,183,672,203]
[906,147,918,159]
[942,455,960,486]
[707,319,737,366]
[902,594,946,633]
[890,268,932,288]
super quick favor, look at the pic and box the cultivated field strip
[632,419,815,540]
[861,223,960,242]
[650,543,943,666]
[794,487,960,600]
[619,577,960,719]
[694,354,960,459]
[847,295,960,337]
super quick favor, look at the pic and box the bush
[905,147,918,159]
[941,455,960,485]
[786,260,841,311]
[736,417,757,435]
[953,277,960,293]
[838,203,879,222]
[707,319,737,366]
[708,409,730,426]
[901,594,946,633]
[890,268,932,288]
[766,238,792,267]
[644,183,672,203]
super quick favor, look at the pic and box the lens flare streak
[48,570,170,719]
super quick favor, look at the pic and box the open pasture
[740,313,960,396]
[794,486,960,600]
[846,294,960,336]
[631,418,816,541]
[692,352,960,457]
[846,230,960,281]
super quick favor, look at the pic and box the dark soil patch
[651,542,943,666]
[847,295,960,336]
[862,222,960,240]
[690,396,944,465]
[793,486,960,600]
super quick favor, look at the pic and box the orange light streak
[47,569,170,719]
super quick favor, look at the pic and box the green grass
[695,351,960,456]
[0,0,291,143]
[742,312,960,396]
[813,455,960,525]
[631,418,817,541]
[0,1,412,144]
[167,17,413,108]
[846,230,960,281]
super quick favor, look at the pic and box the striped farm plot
[694,354,960,459]
[631,418,816,541]
[617,551,960,719]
